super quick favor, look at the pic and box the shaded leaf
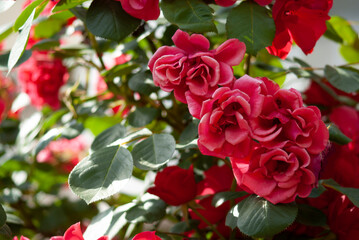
[212,191,248,208]
[125,199,166,223]
[328,124,352,145]
[324,65,359,93]
[128,107,159,128]
[91,124,126,151]
[296,204,327,227]
[322,179,359,208]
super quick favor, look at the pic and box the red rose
[18,52,68,109]
[254,0,272,6]
[147,166,197,206]
[149,30,246,118]
[231,145,317,204]
[117,0,160,21]
[215,0,236,7]
[267,0,333,59]
[132,231,162,240]
[50,222,108,240]
[197,164,234,196]
[198,75,267,159]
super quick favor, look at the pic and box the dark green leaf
[69,146,133,204]
[226,1,275,55]
[8,10,35,73]
[161,0,217,33]
[5,214,24,225]
[324,65,359,93]
[128,71,158,95]
[212,191,248,208]
[308,183,327,198]
[132,133,176,170]
[85,0,141,42]
[102,63,139,79]
[128,107,159,128]
[0,50,32,69]
[0,224,11,239]
[179,120,198,144]
[225,204,239,229]
[228,195,298,237]
[70,6,87,22]
[125,199,166,223]
[328,124,352,145]
[296,204,327,227]
[0,1,15,13]
[170,220,200,234]
[0,205,6,228]
[91,124,126,151]
[31,39,61,50]
[322,179,359,208]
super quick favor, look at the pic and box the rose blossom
[147,166,197,206]
[13,237,30,240]
[149,29,245,118]
[249,78,329,155]
[231,145,317,204]
[198,75,266,159]
[215,0,236,7]
[117,0,160,21]
[267,0,333,59]
[50,222,108,240]
[132,231,162,240]
[18,52,68,109]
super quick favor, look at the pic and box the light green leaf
[8,10,35,73]
[69,146,133,204]
[13,0,46,31]
[161,0,217,33]
[52,0,88,12]
[226,1,275,55]
[328,16,357,45]
[132,133,176,170]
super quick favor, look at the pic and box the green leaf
[69,146,133,204]
[83,208,114,240]
[84,116,119,136]
[34,18,64,39]
[340,43,359,63]
[34,128,62,156]
[13,0,45,31]
[91,124,126,151]
[170,220,200,234]
[324,65,359,93]
[227,195,298,238]
[104,203,135,238]
[161,0,217,33]
[125,199,166,223]
[0,224,11,239]
[31,39,61,51]
[52,0,88,12]
[322,179,359,208]
[212,191,248,208]
[132,133,176,170]
[128,71,158,95]
[8,10,35,73]
[61,121,84,139]
[85,0,141,42]
[324,21,344,43]
[328,124,352,145]
[0,50,32,69]
[296,204,327,227]
[108,128,152,147]
[308,184,327,198]
[327,16,357,45]
[128,107,159,128]
[0,205,6,228]
[0,1,15,13]
[179,120,198,144]
[0,24,14,43]
[226,1,275,55]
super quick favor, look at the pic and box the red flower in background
[0,74,17,123]
[18,52,68,109]
[50,222,108,240]
[148,166,197,206]
[13,237,30,240]
[149,29,246,118]
[37,135,89,173]
[267,0,333,59]
[132,231,162,240]
[117,0,160,21]
[215,0,236,7]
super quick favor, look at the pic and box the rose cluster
[149,30,329,204]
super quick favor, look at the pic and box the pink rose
[132,231,162,240]
[147,166,197,206]
[117,0,160,21]
[149,30,246,118]
[18,52,68,109]
[50,222,108,240]
[250,79,328,155]
[231,145,317,204]
[13,237,30,240]
[197,75,265,159]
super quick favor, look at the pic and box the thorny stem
[190,206,226,240]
